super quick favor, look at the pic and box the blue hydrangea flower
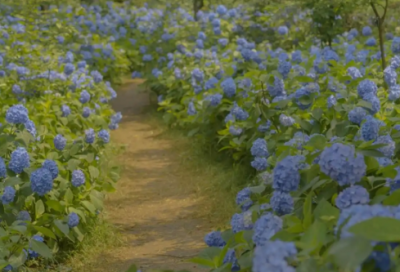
[17,210,31,222]
[231,104,249,120]
[6,104,29,124]
[79,90,91,104]
[191,68,204,83]
[363,93,380,115]
[9,147,30,174]
[278,60,292,78]
[61,105,71,117]
[204,94,222,107]
[273,155,305,192]
[384,66,397,87]
[270,191,293,215]
[277,26,288,35]
[251,138,269,157]
[28,235,44,258]
[91,70,103,83]
[97,129,110,143]
[229,126,242,136]
[391,56,400,69]
[253,240,297,272]
[54,134,66,151]
[64,63,75,75]
[85,128,95,144]
[251,157,268,171]
[236,188,253,212]
[391,37,400,54]
[389,85,400,101]
[216,5,227,15]
[335,185,369,210]
[68,212,79,228]
[258,120,271,133]
[24,119,36,137]
[327,95,337,108]
[187,102,197,116]
[221,77,236,98]
[230,211,253,233]
[71,170,85,187]
[284,132,310,150]
[268,76,286,97]
[252,213,282,246]
[31,168,53,196]
[292,50,302,63]
[357,79,377,99]
[319,143,366,186]
[1,186,15,204]
[223,249,240,271]
[0,157,6,178]
[361,115,381,141]
[362,26,372,36]
[218,38,228,47]
[375,135,395,158]
[347,67,362,79]
[82,107,91,118]
[12,84,22,95]
[204,231,226,247]
[3,265,12,271]
[348,107,367,125]
[279,114,295,127]
[42,160,58,180]
[365,37,377,46]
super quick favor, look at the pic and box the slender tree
[370,0,389,70]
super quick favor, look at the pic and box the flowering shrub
[118,1,400,271]
[0,1,130,270]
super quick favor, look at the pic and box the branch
[382,0,389,21]
[370,2,380,20]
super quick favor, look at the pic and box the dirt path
[90,79,211,272]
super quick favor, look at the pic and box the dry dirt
[87,79,211,272]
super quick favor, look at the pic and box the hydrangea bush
[0,1,129,270]
[118,1,400,272]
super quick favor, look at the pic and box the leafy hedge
[120,2,400,272]
[0,1,130,270]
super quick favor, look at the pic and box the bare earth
[90,79,210,272]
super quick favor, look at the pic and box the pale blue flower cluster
[319,143,366,186]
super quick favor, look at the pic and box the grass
[142,106,255,228]
[24,217,124,272]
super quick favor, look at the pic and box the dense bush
[0,1,129,270]
[121,2,400,272]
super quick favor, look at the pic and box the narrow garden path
[88,79,211,272]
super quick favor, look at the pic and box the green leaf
[189,257,215,267]
[89,166,99,179]
[64,188,73,204]
[54,220,70,236]
[296,258,318,272]
[35,200,45,218]
[313,199,339,220]
[328,236,372,270]
[299,220,327,251]
[303,194,313,229]
[82,201,96,214]
[383,189,400,206]
[295,76,314,83]
[30,239,53,259]
[348,217,400,242]
[46,200,64,212]
[34,226,56,239]
[306,134,326,150]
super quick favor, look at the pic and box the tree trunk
[193,0,204,21]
